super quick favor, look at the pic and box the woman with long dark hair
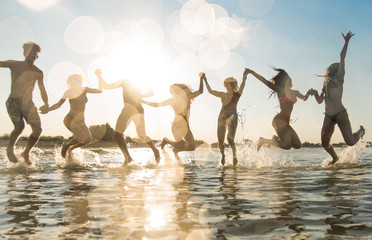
[245,67,312,151]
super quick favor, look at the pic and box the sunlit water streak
[0,142,371,239]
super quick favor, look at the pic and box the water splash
[54,147,102,168]
[322,141,367,168]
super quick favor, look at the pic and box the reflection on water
[0,146,372,239]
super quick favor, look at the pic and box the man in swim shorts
[0,42,49,165]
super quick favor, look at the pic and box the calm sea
[0,143,371,239]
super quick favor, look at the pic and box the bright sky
[1,0,371,144]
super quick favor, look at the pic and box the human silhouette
[203,69,248,166]
[42,74,102,157]
[309,31,365,164]
[142,73,203,160]
[0,42,49,165]
[245,67,312,151]
[95,69,160,165]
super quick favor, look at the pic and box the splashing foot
[257,137,264,151]
[160,138,168,150]
[123,157,133,166]
[21,151,32,165]
[360,125,366,139]
[233,156,238,166]
[154,149,160,164]
[6,148,18,163]
[329,156,339,165]
[221,155,225,166]
[61,142,69,158]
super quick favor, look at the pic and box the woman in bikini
[203,69,248,166]
[43,74,102,158]
[310,31,365,164]
[245,67,312,151]
[142,73,203,159]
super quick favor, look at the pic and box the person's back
[121,80,144,111]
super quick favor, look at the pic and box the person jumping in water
[245,67,312,151]
[203,69,248,166]
[309,31,365,165]
[95,69,160,165]
[142,73,203,160]
[0,42,49,165]
[41,74,102,158]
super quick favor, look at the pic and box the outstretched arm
[142,98,172,107]
[309,88,324,104]
[336,31,354,82]
[95,69,123,90]
[245,68,278,92]
[203,74,224,98]
[46,98,66,113]
[293,89,311,101]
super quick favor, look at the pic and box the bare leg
[147,141,160,163]
[337,111,365,146]
[161,137,169,149]
[217,115,227,165]
[7,120,25,163]
[227,114,238,166]
[114,132,133,165]
[257,137,278,151]
[321,117,338,164]
[22,125,42,165]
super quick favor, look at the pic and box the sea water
[0,143,371,239]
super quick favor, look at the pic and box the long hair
[269,67,288,98]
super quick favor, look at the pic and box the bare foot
[360,125,366,139]
[21,151,32,165]
[329,156,339,165]
[123,157,133,166]
[257,137,264,151]
[154,149,160,164]
[6,148,18,163]
[233,156,238,166]
[221,155,225,166]
[173,149,180,160]
[160,138,168,150]
[61,142,69,158]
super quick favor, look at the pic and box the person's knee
[344,139,356,146]
[282,144,291,150]
[321,141,330,149]
[293,143,301,149]
[227,137,235,146]
[32,126,42,137]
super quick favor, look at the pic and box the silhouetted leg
[321,117,338,164]
[272,115,292,150]
[115,108,134,165]
[22,109,42,165]
[134,113,160,163]
[7,119,25,163]
[227,114,238,165]
[288,125,301,149]
[337,111,365,146]
[217,115,227,165]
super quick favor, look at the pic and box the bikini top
[281,93,297,104]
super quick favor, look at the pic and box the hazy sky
[1,0,371,144]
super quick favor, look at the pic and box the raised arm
[86,87,102,94]
[95,69,123,90]
[245,68,278,92]
[336,31,354,82]
[238,69,249,95]
[188,73,204,99]
[203,74,225,98]
[142,98,172,107]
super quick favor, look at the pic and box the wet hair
[325,62,339,77]
[23,42,41,60]
[224,77,238,92]
[66,74,84,89]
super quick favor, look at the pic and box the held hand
[199,72,205,79]
[342,31,354,42]
[39,104,49,114]
[244,68,253,75]
[94,68,102,76]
